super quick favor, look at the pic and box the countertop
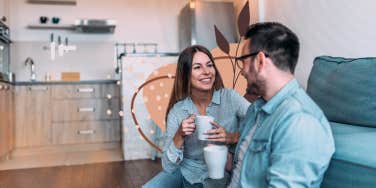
[0,79,119,86]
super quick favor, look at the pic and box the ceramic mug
[204,145,228,179]
[195,115,214,140]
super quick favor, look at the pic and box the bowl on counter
[39,16,48,24]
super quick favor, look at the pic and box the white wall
[9,0,186,48]
[9,0,187,81]
[11,41,116,81]
[234,0,376,88]
[264,0,376,88]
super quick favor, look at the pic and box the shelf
[27,24,75,30]
[28,0,77,6]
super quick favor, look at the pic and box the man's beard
[246,77,266,97]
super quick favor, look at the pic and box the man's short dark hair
[245,22,300,74]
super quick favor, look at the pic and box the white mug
[204,145,228,179]
[195,115,214,140]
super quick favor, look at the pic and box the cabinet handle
[78,107,96,112]
[77,129,96,135]
[106,109,112,116]
[77,88,95,93]
[28,86,48,91]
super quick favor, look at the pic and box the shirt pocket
[249,139,269,153]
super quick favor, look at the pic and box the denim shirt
[161,89,250,184]
[234,79,335,188]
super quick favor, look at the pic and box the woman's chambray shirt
[161,89,250,184]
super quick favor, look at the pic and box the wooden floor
[0,159,162,188]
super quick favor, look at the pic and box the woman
[143,45,250,188]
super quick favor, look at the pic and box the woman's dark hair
[166,45,224,118]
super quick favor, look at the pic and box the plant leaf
[214,25,230,54]
[238,1,250,37]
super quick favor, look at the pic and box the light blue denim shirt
[234,79,335,188]
[161,89,250,184]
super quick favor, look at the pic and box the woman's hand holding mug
[205,121,228,143]
[173,114,196,148]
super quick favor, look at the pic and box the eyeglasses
[235,51,269,69]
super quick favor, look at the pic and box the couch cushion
[322,158,376,188]
[307,56,376,127]
[330,122,376,168]
[321,122,376,188]
[330,122,376,135]
[331,131,376,168]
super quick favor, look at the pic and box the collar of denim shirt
[254,79,300,115]
[181,89,221,114]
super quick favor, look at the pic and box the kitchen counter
[0,79,119,86]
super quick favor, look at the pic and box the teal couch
[307,56,376,188]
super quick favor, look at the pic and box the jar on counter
[45,72,52,81]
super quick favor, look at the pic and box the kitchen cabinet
[52,98,120,122]
[13,82,121,148]
[0,83,13,159]
[51,84,119,99]
[50,83,121,145]
[52,120,120,145]
[8,82,121,169]
[14,85,52,147]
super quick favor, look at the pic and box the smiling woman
[190,51,217,96]
[142,45,250,188]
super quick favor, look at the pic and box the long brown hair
[166,45,224,118]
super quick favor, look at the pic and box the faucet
[25,57,36,81]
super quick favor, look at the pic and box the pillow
[307,56,376,127]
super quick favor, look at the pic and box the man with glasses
[228,22,335,188]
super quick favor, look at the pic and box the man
[228,22,335,188]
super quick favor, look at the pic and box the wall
[258,0,376,88]
[265,0,376,88]
[11,41,116,81]
[9,0,187,81]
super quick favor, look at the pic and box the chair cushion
[307,56,376,127]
